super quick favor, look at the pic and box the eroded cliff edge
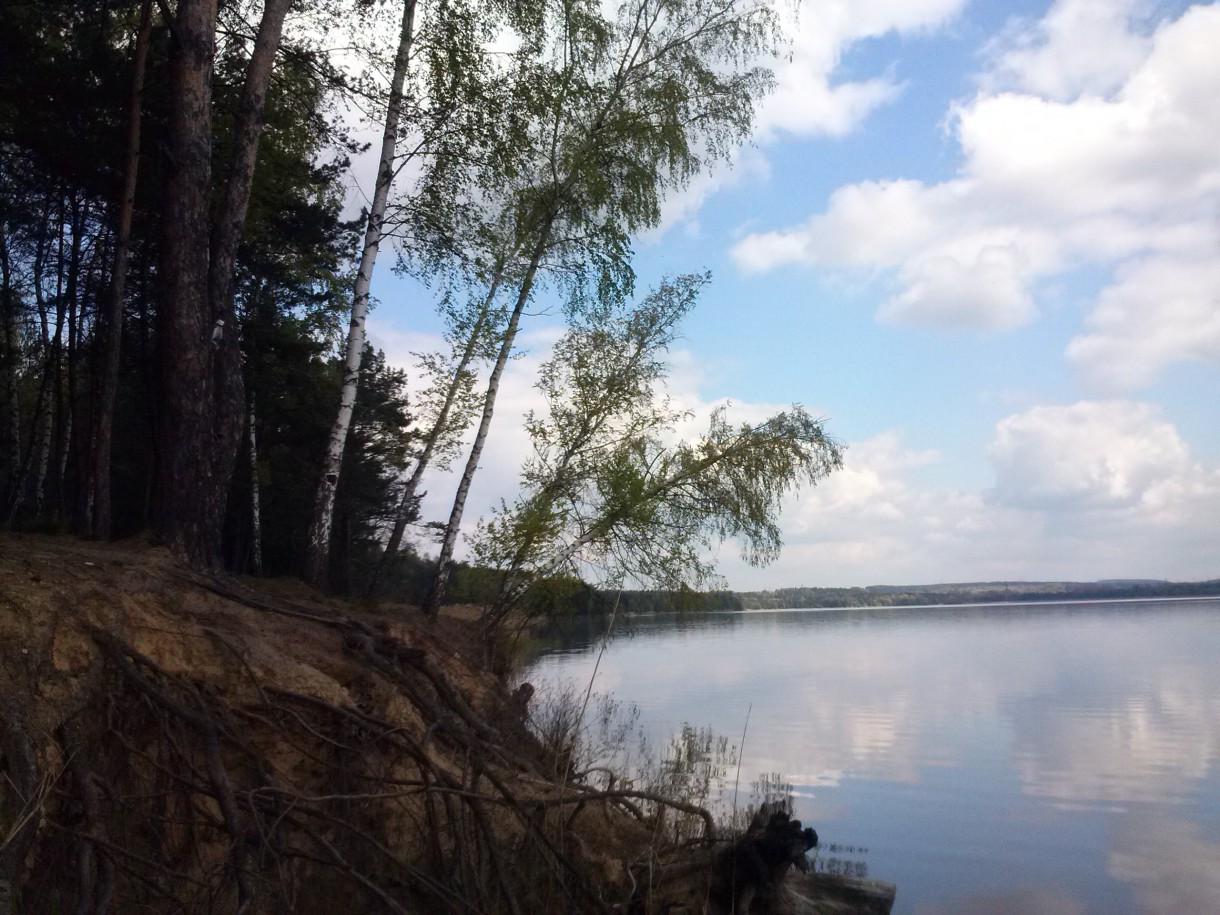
[0,533,893,914]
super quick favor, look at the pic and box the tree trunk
[53,197,88,523]
[5,201,52,524]
[155,0,291,567]
[31,395,52,518]
[154,0,220,564]
[369,270,504,595]
[305,0,417,588]
[423,225,553,618]
[0,235,19,511]
[34,199,71,521]
[91,0,151,540]
[248,392,263,575]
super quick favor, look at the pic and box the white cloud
[988,401,1193,510]
[371,319,1220,590]
[760,69,903,140]
[653,0,967,235]
[731,2,1220,378]
[879,243,1038,329]
[757,0,967,139]
[983,0,1154,101]
[1067,256,1220,390]
[713,400,1220,588]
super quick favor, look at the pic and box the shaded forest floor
[0,532,893,914]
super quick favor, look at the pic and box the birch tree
[367,277,504,594]
[422,0,782,616]
[304,0,527,587]
[472,276,843,634]
[303,0,415,587]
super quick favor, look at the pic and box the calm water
[526,599,1220,915]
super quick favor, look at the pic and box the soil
[0,532,893,914]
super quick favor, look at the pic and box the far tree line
[508,577,1220,622]
[0,0,843,629]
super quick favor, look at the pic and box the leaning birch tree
[472,276,843,636]
[368,275,506,594]
[421,0,782,616]
[304,0,530,586]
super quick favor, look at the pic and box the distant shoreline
[735,593,1220,613]
[730,578,1220,612]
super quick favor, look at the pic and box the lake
[525,598,1220,915]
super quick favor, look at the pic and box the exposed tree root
[1,554,726,914]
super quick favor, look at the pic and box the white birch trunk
[305,0,416,587]
[370,271,505,594]
[1,239,20,504]
[32,397,52,517]
[4,318,16,486]
[56,409,71,510]
[423,227,553,617]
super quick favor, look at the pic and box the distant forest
[538,577,1220,616]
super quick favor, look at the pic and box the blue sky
[366,0,1220,590]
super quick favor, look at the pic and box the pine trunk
[91,0,151,540]
[155,0,291,567]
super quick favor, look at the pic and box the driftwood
[710,804,818,915]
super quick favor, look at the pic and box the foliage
[472,275,843,625]
[0,0,840,616]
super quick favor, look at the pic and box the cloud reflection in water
[529,601,1220,913]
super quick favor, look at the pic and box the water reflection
[917,886,1089,915]
[528,600,1220,914]
[1108,815,1220,915]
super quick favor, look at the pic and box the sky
[363,0,1220,591]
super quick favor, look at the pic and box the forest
[0,0,844,630]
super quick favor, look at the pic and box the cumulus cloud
[984,401,1220,575]
[714,430,1025,586]
[1066,256,1220,391]
[731,3,1220,381]
[370,324,1219,590]
[988,401,1193,511]
[878,244,1038,329]
[712,400,1220,588]
[982,0,1154,101]
[756,0,967,139]
[653,0,967,235]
